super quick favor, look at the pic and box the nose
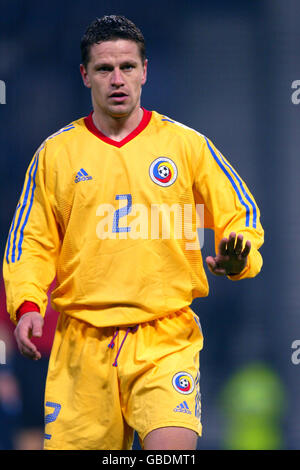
[111,68,124,87]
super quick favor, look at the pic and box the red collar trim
[84,108,152,148]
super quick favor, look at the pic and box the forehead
[89,39,141,64]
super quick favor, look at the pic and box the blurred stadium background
[0,0,299,450]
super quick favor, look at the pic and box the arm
[3,142,61,349]
[194,135,264,279]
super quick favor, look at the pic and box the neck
[92,105,144,142]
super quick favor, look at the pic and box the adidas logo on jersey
[75,168,93,183]
[173,401,192,415]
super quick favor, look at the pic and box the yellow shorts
[43,307,203,450]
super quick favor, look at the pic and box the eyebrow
[93,60,138,69]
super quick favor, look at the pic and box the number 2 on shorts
[44,401,61,440]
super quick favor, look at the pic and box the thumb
[206,256,216,271]
[31,316,43,337]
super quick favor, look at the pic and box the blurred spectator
[0,321,21,449]
[0,277,59,449]
[218,362,287,450]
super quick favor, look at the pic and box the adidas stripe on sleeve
[3,143,60,323]
[194,135,264,280]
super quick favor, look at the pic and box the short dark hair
[80,15,146,68]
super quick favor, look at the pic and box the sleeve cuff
[16,301,40,321]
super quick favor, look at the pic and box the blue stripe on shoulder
[8,151,40,263]
[17,153,40,261]
[5,202,21,264]
[47,125,75,141]
[5,126,74,264]
[204,136,251,228]
[217,150,257,228]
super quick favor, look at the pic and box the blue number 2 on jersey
[112,194,132,233]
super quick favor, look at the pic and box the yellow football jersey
[3,108,264,326]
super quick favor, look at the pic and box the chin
[110,110,130,118]
[109,106,133,119]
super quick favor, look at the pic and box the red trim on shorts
[84,108,152,148]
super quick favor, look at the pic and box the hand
[14,311,44,360]
[205,232,251,277]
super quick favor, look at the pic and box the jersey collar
[84,108,152,148]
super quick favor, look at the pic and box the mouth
[109,92,128,102]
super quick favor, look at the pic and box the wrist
[17,301,40,322]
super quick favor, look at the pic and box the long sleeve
[193,135,264,280]
[3,142,61,324]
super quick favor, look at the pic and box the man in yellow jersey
[3,15,264,450]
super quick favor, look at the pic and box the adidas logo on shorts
[173,401,192,415]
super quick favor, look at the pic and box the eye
[96,65,112,73]
[122,64,135,71]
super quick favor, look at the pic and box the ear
[141,59,148,86]
[80,64,91,88]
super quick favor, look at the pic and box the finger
[18,335,41,360]
[234,234,244,255]
[218,238,228,257]
[212,268,227,276]
[22,350,41,361]
[241,240,251,258]
[15,331,36,357]
[20,343,40,360]
[206,256,227,276]
[227,232,236,254]
[19,336,38,357]
[32,318,43,337]
[15,325,38,356]
[205,256,217,272]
